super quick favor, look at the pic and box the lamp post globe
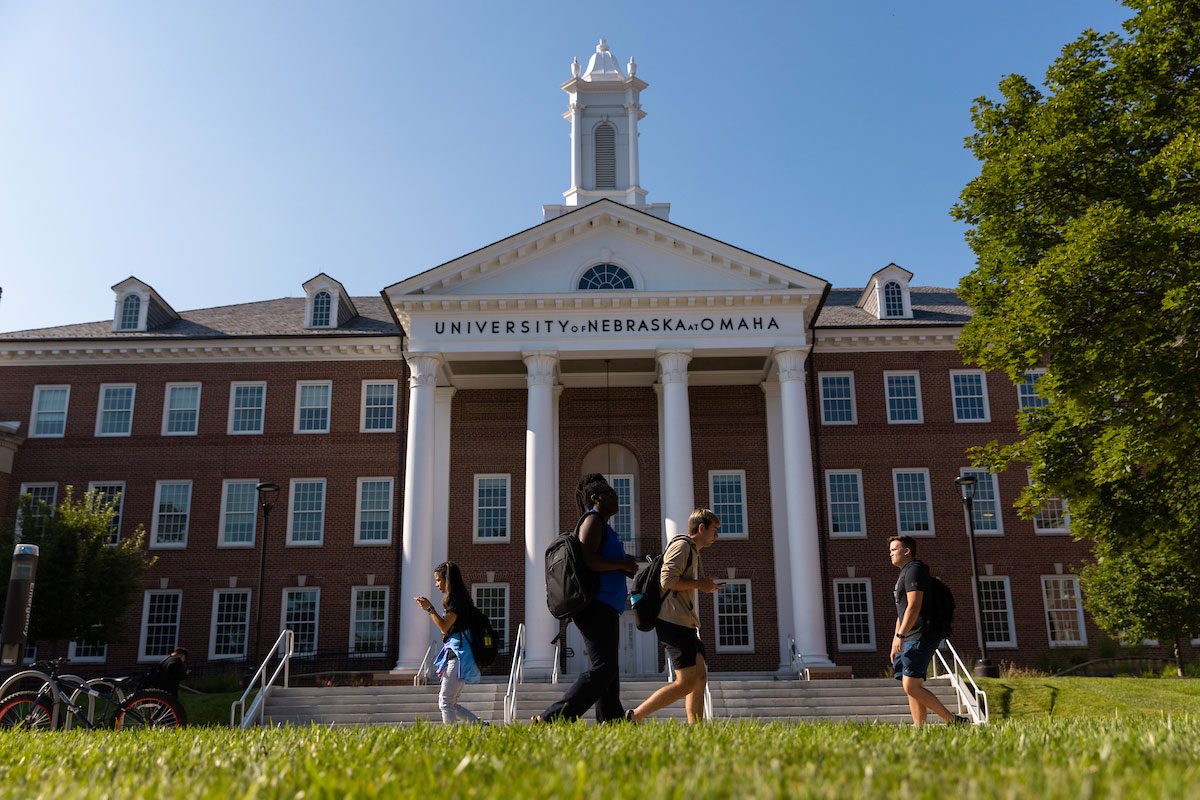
[954,475,999,679]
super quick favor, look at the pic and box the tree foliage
[0,487,154,655]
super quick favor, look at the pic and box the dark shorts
[893,636,940,680]
[656,620,706,669]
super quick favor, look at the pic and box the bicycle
[0,657,187,730]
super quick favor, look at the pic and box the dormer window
[110,277,178,333]
[118,295,142,330]
[578,263,634,290]
[311,291,333,328]
[856,264,914,321]
[302,273,358,330]
[882,281,904,318]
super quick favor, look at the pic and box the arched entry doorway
[565,443,660,676]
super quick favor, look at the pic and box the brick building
[0,40,1141,678]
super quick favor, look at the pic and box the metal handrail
[788,636,809,680]
[230,628,295,728]
[413,640,439,686]
[551,635,561,685]
[502,623,526,726]
[931,638,989,725]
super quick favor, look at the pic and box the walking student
[888,536,969,726]
[533,473,640,723]
[414,560,484,724]
[627,508,722,725]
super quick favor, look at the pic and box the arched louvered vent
[311,291,333,327]
[594,122,616,189]
[578,263,634,290]
[883,281,904,318]
[119,294,141,330]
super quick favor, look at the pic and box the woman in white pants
[414,561,482,724]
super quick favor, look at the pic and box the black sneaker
[625,709,637,724]
[950,715,971,726]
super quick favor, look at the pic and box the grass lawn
[979,676,1200,720]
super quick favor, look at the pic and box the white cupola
[543,39,670,221]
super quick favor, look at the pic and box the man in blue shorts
[889,536,969,726]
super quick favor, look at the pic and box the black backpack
[923,571,956,640]
[468,607,500,667]
[544,514,606,620]
[629,536,693,632]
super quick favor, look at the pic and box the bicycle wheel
[0,691,55,731]
[115,690,187,729]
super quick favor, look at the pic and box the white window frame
[29,385,70,438]
[472,583,510,655]
[1030,470,1070,535]
[87,480,125,545]
[293,380,332,434]
[1041,575,1088,647]
[161,382,202,436]
[227,381,267,435]
[825,469,866,539]
[833,578,876,651]
[150,480,192,549]
[287,478,327,547]
[68,636,108,664]
[1018,369,1049,411]
[309,290,334,328]
[94,383,136,437]
[355,477,394,546]
[883,371,924,424]
[892,468,935,537]
[360,379,398,433]
[208,588,252,660]
[713,579,755,653]
[959,468,1004,536]
[818,372,858,425]
[473,474,511,543]
[281,587,321,657]
[349,586,389,656]
[708,470,749,540]
[16,482,58,536]
[978,576,1018,648]
[606,473,638,556]
[138,589,182,662]
[950,369,991,423]
[218,479,260,548]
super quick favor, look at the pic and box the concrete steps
[261,676,965,727]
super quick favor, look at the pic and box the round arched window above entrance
[578,263,635,290]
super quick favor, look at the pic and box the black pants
[540,601,624,723]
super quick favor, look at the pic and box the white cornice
[0,337,404,365]
[813,327,961,352]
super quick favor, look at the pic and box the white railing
[788,636,809,680]
[502,623,527,726]
[931,639,989,725]
[413,639,439,686]
[230,628,294,729]
[664,655,714,721]
[550,635,562,685]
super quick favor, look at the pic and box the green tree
[0,487,154,657]
[952,1,1200,653]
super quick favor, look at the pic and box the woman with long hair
[414,560,483,724]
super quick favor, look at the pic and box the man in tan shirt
[626,508,723,724]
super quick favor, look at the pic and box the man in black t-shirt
[889,537,968,727]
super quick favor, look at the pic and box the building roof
[0,296,399,341]
[815,287,971,328]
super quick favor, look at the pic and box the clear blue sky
[0,1,1135,334]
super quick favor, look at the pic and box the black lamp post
[954,475,999,678]
[252,482,280,665]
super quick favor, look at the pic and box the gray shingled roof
[0,297,399,341]
[815,287,972,328]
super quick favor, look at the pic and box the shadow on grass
[994,682,1013,718]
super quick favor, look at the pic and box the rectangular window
[282,588,320,657]
[714,580,754,652]
[884,371,923,424]
[607,474,636,554]
[356,477,394,545]
[209,589,251,660]
[473,474,510,542]
[228,382,266,435]
[1042,575,1087,647]
[162,382,201,435]
[350,586,389,656]
[95,383,136,436]
[139,590,181,661]
[960,469,1003,535]
[473,584,510,655]
[360,380,397,433]
[87,481,125,545]
[68,636,108,663]
[288,479,326,546]
[30,385,70,438]
[709,470,748,539]
[893,469,934,536]
[1018,370,1049,410]
[294,381,332,434]
[834,579,876,650]
[1031,472,1069,534]
[17,483,57,535]
[825,470,865,538]
[979,577,1017,648]
[951,370,991,422]
[220,480,259,547]
[819,373,857,425]
[151,480,192,548]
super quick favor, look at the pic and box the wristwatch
[895,633,905,640]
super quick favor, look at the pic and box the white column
[394,353,442,672]
[570,103,583,192]
[657,349,695,540]
[625,101,640,188]
[523,351,559,676]
[431,387,456,572]
[762,381,796,672]
[773,347,833,668]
